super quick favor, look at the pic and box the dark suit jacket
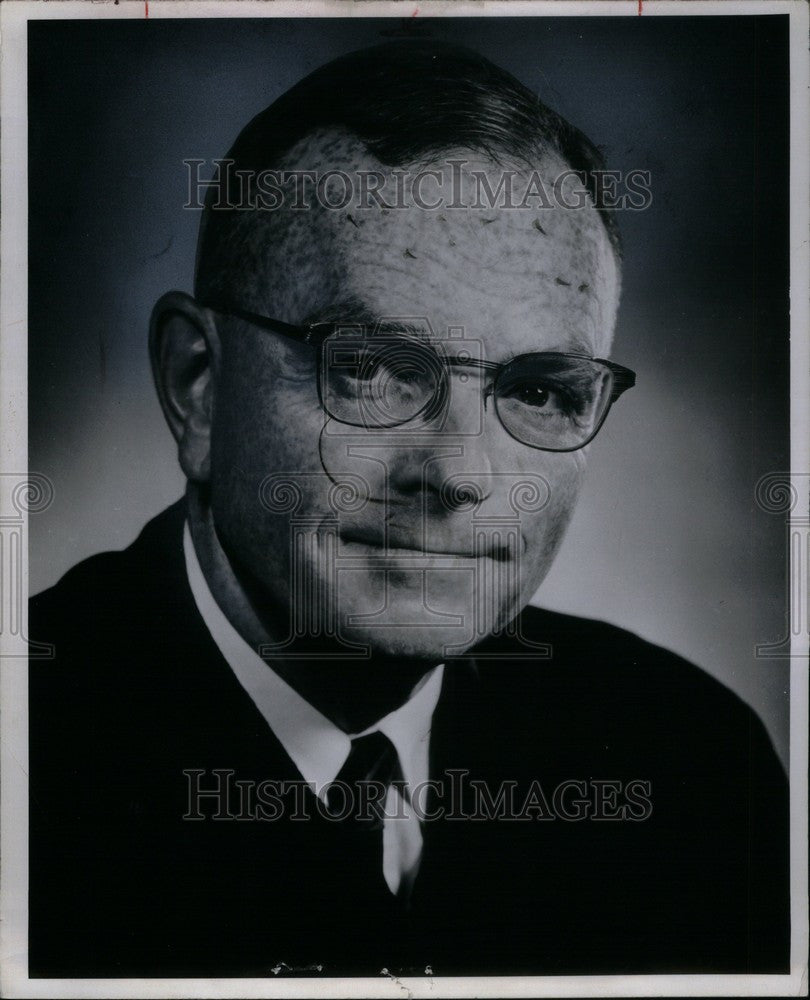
[29,501,790,978]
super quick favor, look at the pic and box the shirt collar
[183,522,444,797]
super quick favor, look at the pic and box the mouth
[338,528,513,561]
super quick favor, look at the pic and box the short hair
[195,40,621,303]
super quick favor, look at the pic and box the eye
[328,345,384,383]
[516,385,552,408]
[504,380,572,414]
[357,352,417,386]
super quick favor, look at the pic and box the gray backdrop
[28,15,790,765]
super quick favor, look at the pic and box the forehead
[255,132,620,359]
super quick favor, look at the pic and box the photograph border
[1,2,807,997]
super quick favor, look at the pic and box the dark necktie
[327,730,403,830]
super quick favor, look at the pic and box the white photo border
[1,2,807,997]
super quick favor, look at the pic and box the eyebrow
[482,339,597,367]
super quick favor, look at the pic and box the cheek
[520,455,584,581]
[208,358,327,553]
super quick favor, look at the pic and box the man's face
[208,135,620,659]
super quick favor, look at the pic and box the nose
[385,370,495,508]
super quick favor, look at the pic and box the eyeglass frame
[203,301,636,453]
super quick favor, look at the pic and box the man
[29,41,788,977]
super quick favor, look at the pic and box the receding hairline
[195,40,623,305]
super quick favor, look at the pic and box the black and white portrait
[1,3,806,996]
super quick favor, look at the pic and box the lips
[339,526,512,560]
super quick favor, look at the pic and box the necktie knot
[326,730,401,828]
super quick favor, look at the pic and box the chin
[333,569,519,660]
[337,623,478,662]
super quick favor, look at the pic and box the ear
[149,291,222,483]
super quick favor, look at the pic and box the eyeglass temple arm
[203,303,320,344]
[602,363,636,397]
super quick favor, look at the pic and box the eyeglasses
[204,303,636,452]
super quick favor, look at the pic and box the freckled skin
[197,133,620,719]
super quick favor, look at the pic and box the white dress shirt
[183,524,444,896]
